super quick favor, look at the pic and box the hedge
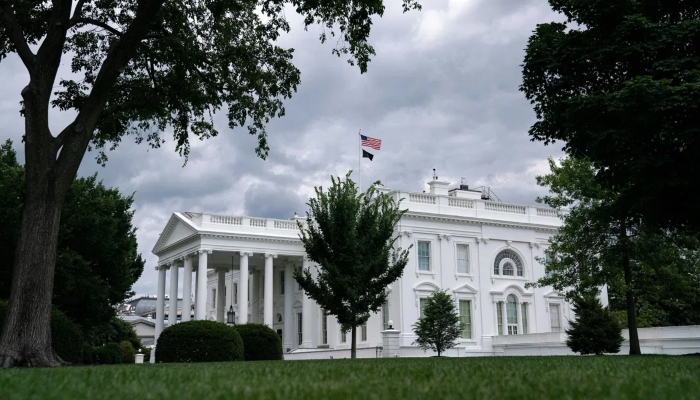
[155,320,244,363]
[0,300,83,364]
[235,323,283,361]
[119,340,136,364]
[94,342,123,364]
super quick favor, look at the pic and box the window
[506,295,518,335]
[341,330,347,343]
[233,283,238,304]
[545,252,553,278]
[361,323,367,341]
[459,300,472,339]
[419,298,428,318]
[212,289,216,308]
[418,241,431,271]
[297,313,303,345]
[382,301,390,330]
[494,249,524,277]
[322,311,328,345]
[496,302,503,335]
[550,304,561,332]
[521,303,529,334]
[456,244,470,274]
[280,271,285,295]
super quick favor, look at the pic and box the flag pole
[358,128,362,193]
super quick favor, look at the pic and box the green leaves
[411,290,461,356]
[294,172,409,336]
[521,0,700,232]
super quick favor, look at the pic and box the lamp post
[226,256,236,325]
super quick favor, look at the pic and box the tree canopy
[520,0,700,232]
[412,290,461,357]
[0,0,421,367]
[294,173,409,358]
[0,139,144,344]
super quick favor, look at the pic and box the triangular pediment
[453,283,478,295]
[544,290,564,298]
[152,213,199,255]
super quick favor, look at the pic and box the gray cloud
[0,0,567,295]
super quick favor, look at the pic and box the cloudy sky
[0,0,566,296]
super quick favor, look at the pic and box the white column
[517,301,523,335]
[238,252,250,324]
[195,250,209,319]
[168,262,179,326]
[301,256,313,348]
[283,264,294,351]
[181,255,193,322]
[264,253,276,327]
[217,269,226,322]
[501,301,508,335]
[249,271,257,322]
[155,265,167,337]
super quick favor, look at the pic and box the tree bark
[351,325,357,359]
[621,223,641,355]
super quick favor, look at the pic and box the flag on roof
[360,134,381,150]
[362,149,374,161]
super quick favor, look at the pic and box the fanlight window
[493,250,524,277]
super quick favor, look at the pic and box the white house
[150,178,585,359]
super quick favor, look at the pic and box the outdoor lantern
[227,305,235,325]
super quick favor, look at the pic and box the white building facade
[151,179,583,358]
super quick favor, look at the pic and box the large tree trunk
[621,224,641,355]
[351,325,357,359]
[0,87,76,368]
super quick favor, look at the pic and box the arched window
[493,249,524,277]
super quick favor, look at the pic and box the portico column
[301,256,313,348]
[195,250,210,319]
[217,269,226,322]
[155,264,167,337]
[182,255,193,322]
[168,261,179,326]
[264,253,277,327]
[238,252,251,324]
[283,264,294,351]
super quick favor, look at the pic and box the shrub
[235,323,283,361]
[82,343,94,365]
[0,300,83,364]
[155,320,244,363]
[142,347,152,363]
[412,290,461,356]
[119,340,136,364]
[94,342,124,364]
[566,293,624,355]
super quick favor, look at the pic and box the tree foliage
[530,156,700,355]
[566,291,624,356]
[0,140,144,343]
[0,0,421,368]
[294,172,410,358]
[521,0,700,232]
[412,290,461,357]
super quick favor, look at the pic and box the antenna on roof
[461,177,465,185]
[432,168,438,180]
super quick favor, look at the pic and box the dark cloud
[0,0,567,295]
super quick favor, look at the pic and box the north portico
[152,179,583,360]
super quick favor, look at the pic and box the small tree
[294,172,410,359]
[566,292,623,355]
[412,290,461,357]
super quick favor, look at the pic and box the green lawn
[1,356,698,399]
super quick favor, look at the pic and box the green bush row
[155,321,283,363]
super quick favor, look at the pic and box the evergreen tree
[294,173,410,359]
[412,290,461,357]
[566,292,624,356]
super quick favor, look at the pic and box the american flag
[361,134,381,150]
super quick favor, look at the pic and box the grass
[1,356,699,400]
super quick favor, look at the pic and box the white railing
[409,194,436,205]
[250,218,267,227]
[274,220,298,230]
[209,215,242,225]
[448,198,475,209]
[485,202,526,215]
[536,208,558,218]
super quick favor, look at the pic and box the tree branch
[70,18,124,36]
[69,0,87,22]
[0,1,36,71]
